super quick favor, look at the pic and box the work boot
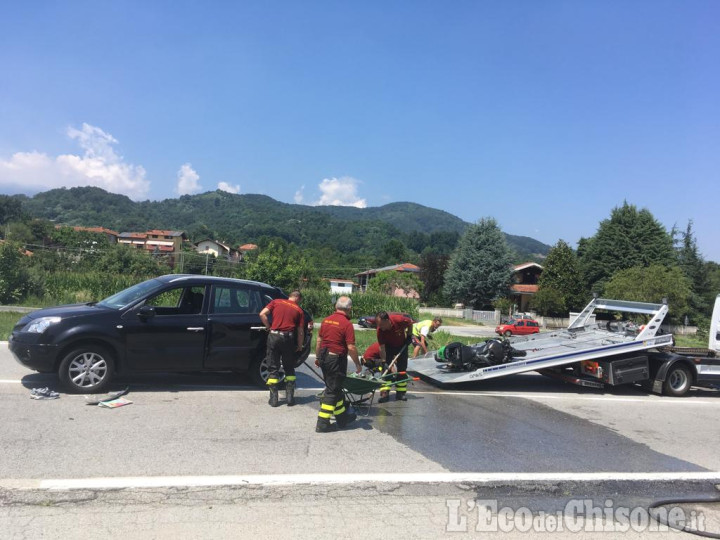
[315,417,338,433]
[395,392,407,401]
[378,390,390,403]
[285,380,296,406]
[268,385,279,407]
[336,410,357,429]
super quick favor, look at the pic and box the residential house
[117,232,147,249]
[117,230,187,253]
[328,278,355,295]
[195,239,241,261]
[355,263,421,298]
[509,262,543,312]
[145,230,187,253]
[196,239,231,258]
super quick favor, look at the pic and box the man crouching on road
[259,291,304,407]
[315,296,362,433]
[376,311,414,402]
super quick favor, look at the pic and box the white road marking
[0,377,716,404]
[412,390,720,404]
[2,471,720,491]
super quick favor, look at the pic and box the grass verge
[0,312,24,341]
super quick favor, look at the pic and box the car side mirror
[138,305,156,320]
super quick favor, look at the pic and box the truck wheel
[503,330,512,337]
[663,364,692,397]
[249,355,285,388]
[58,346,115,394]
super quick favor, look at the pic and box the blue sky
[1,1,718,261]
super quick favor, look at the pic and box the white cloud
[313,176,366,208]
[0,123,150,199]
[217,181,240,194]
[176,163,201,195]
[294,185,305,204]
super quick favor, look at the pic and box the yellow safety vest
[413,320,433,338]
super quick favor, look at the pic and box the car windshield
[97,279,166,309]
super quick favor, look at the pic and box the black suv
[9,275,313,393]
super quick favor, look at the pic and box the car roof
[155,274,279,292]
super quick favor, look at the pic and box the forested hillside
[16,187,550,261]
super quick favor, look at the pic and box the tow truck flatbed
[410,298,674,385]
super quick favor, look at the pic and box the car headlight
[25,317,62,334]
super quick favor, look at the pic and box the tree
[579,202,675,293]
[0,241,30,303]
[535,240,587,313]
[94,245,166,276]
[443,218,512,309]
[603,265,691,323]
[380,239,408,266]
[0,196,24,225]
[367,270,423,297]
[241,240,320,291]
[530,287,567,317]
[706,262,720,298]
[4,222,34,244]
[674,221,710,322]
[418,250,449,304]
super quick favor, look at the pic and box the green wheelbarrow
[341,372,415,416]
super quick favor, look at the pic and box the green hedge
[30,272,156,305]
[300,288,419,321]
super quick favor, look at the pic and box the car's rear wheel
[58,345,115,394]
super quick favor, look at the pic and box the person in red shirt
[375,311,414,402]
[315,296,362,433]
[361,342,387,373]
[259,291,305,407]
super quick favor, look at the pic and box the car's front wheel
[503,330,512,337]
[58,345,115,394]
[249,355,285,388]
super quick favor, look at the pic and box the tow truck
[410,295,720,397]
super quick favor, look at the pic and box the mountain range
[12,187,551,260]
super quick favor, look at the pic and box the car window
[211,284,262,314]
[98,278,165,309]
[146,286,205,315]
[517,321,524,327]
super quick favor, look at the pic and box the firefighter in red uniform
[259,291,304,407]
[375,311,414,402]
[361,342,387,374]
[315,296,362,433]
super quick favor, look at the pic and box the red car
[495,318,540,337]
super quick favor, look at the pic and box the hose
[649,496,720,538]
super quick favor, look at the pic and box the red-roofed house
[355,263,421,296]
[145,230,187,252]
[117,232,147,249]
[510,262,543,312]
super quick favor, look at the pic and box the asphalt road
[1,344,719,539]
